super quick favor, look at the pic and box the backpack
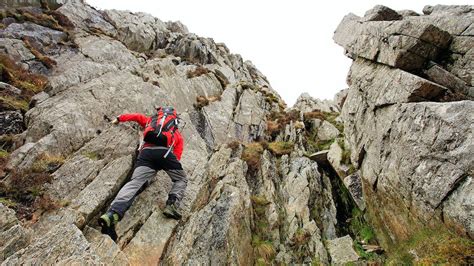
[143,106,179,157]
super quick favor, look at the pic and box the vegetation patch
[31,153,65,173]
[0,95,29,111]
[187,65,210,78]
[251,195,276,265]
[82,151,101,161]
[265,109,301,139]
[22,38,58,69]
[0,7,74,32]
[226,140,240,152]
[386,227,474,265]
[0,53,48,93]
[267,141,293,156]
[0,168,58,220]
[0,153,64,220]
[193,95,221,109]
[241,142,264,173]
[303,110,343,133]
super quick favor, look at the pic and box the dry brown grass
[241,142,264,173]
[267,142,294,156]
[23,38,57,69]
[387,226,474,264]
[265,110,301,138]
[303,110,326,121]
[0,153,63,220]
[193,95,221,109]
[31,153,65,173]
[0,53,48,94]
[226,140,240,152]
[187,65,210,78]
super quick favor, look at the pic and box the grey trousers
[109,147,187,218]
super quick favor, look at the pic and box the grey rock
[423,63,472,99]
[317,121,340,141]
[443,176,474,237]
[362,5,402,21]
[343,171,365,210]
[83,226,129,265]
[75,36,139,70]
[104,9,168,52]
[70,155,132,222]
[0,111,23,135]
[163,152,253,265]
[334,14,451,70]
[334,89,348,110]
[309,150,329,165]
[294,92,339,113]
[398,10,420,17]
[57,0,117,36]
[348,58,446,107]
[2,223,97,265]
[1,23,67,46]
[327,235,359,265]
[0,225,32,263]
[0,204,17,232]
[29,92,49,108]
[166,21,189,34]
[0,38,35,62]
[423,5,473,15]
[327,141,349,178]
[343,98,474,243]
[123,212,177,265]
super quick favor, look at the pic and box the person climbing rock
[98,106,187,241]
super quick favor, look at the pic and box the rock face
[1,1,472,264]
[335,4,474,249]
[0,1,347,265]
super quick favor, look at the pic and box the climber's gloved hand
[111,117,119,125]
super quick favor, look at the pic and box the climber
[98,106,187,241]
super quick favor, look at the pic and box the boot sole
[98,217,118,242]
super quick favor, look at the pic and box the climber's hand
[111,117,119,125]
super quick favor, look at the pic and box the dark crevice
[188,109,215,153]
[317,163,357,237]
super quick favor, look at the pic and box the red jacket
[118,113,184,160]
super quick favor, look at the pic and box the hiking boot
[162,203,182,220]
[98,211,119,241]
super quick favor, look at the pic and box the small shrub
[293,227,311,247]
[265,120,280,137]
[0,149,8,159]
[0,95,29,111]
[186,65,209,78]
[267,141,293,156]
[303,110,326,121]
[194,95,209,109]
[250,195,271,206]
[83,151,100,160]
[387,227,474,265]
[0,53,48,94]
[23,38,57,69]
[252,236,276,264]
[31,153,65,173]
[241,142,264,173]
[194,95,221,109]
[226,140,240,152]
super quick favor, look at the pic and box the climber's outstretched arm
[116,113,149,128]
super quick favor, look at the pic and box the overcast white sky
[87,0,466,106]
